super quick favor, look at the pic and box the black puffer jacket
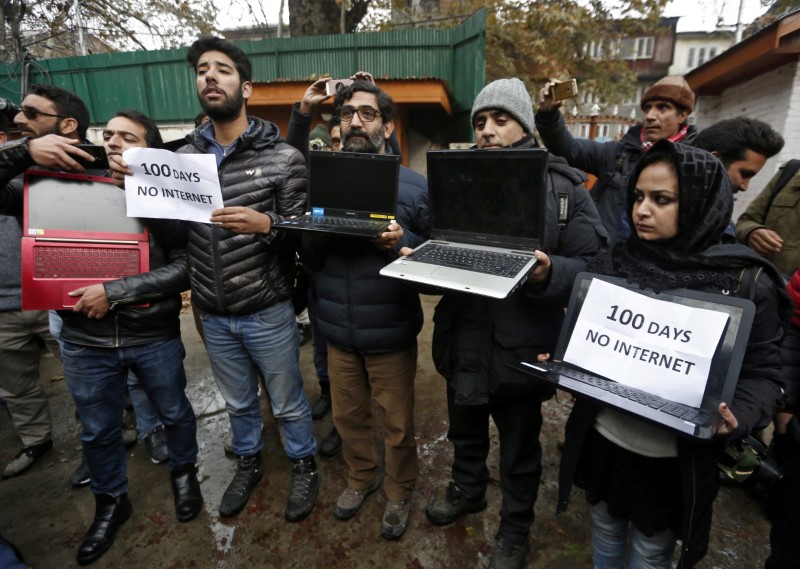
[302,163,429,353]
[177,118,307,315]
[535,110,696,238]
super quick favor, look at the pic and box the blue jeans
[62,337,198,496]
[200,300,315,459]
[127,371,164,437]
[589,501,676,569]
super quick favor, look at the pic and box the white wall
[694,61,800,220]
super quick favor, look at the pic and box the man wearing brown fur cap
[535,76,696,239]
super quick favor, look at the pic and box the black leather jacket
[0,138,188,348]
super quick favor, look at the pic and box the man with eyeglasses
[301,80,429,539]
[0,84,97,481]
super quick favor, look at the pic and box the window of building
[636,37,654,58]
[709,47,717,59]
[687,47,695,68]
[697,47,707,66]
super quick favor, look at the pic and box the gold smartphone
[551,79,578,101]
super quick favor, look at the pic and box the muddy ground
[0,296,773,568]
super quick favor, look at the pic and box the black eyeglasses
[20,107,67,120]
[339,106,382,123]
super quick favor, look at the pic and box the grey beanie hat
[471,78,535,134]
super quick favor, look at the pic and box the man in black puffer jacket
[302,81,429,540]
[112,38,318,525]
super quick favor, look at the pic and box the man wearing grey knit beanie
[535,75,697,239]
[421,78,606,569]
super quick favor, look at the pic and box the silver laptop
[380,148,547,299]
[507,273,756,440]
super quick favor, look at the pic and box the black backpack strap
[766,159,800,212]
[736,266,763,301]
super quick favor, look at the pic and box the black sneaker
[219,453,263,518]
[311,393,331,420]
[69,455,91,488]
[285,455,319,522]
[488,535,528,569]
[2,440,53,479]
[319,426,342,458]
[425,481,487,526]
[144,429,169,464]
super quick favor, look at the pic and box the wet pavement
[0,296,773,568]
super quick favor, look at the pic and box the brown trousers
[327,342,419,501]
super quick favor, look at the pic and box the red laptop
[21,170,150,310]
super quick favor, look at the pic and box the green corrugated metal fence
[0,9,485,133]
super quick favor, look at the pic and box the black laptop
[273,151,400,238]
[508,272,755,440]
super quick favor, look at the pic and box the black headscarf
[592,140,777,292]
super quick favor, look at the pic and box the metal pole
[73,0,86,56]
[735,0,746,44]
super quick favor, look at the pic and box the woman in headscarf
[554,140,790,568]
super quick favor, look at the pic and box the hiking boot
[425,481,487,526]
[311,393,331,420]
[381,499,410,540]
[219,453,263,517]
[69,455,91,488]
[319,426,342,458]
[2,440,53,479]
[144,429,169,464]
[489,535,528,569]
[285,455,319,522]
[333,477,382,521]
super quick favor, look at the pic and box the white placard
[123,148,224,223]
[563,279,730,407]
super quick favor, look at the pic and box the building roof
[686,11,800,95]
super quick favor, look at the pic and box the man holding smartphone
[536,75,697,239]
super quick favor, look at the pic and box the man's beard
[199,88,244,122]
[342,127,385,154]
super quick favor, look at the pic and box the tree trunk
[288,0,372,36]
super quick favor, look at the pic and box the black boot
[311,392,331,420]
[76,493,133,566]
[171,463,203,522]
[285,455,320,522]
[219,453,263,517]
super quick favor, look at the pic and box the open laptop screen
[26,172,144,235]
[426,149,547,247]
[308,151,399,217]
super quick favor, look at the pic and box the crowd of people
[0,34,798,569]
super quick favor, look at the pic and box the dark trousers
[446,384,544,542]
[307,283,329,389]
[766,431,800,568]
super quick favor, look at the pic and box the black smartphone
[74,144,110,170]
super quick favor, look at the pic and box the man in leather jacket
[0,93,201,565]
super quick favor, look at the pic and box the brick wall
[695,61,800,221]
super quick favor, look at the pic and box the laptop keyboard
[411,244,532,278]
[304,216,388,230]
[545,361,711,425]
[34,247,140,279]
